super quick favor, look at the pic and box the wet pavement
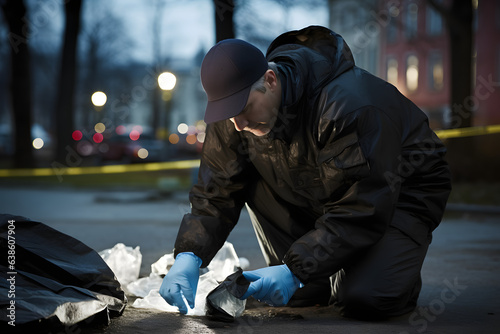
[1,185,499,333]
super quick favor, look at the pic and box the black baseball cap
[201,39,268,124]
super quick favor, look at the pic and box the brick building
[377,0,500,129]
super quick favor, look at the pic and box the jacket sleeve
[173,120,254,268]
[283,106,403,283]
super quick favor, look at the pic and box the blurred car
[100,133,164,163]
[0,123,53,157]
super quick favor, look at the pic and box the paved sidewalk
[81,215,500,334]
[1,186,499,333]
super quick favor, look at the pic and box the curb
[445,203,500,215]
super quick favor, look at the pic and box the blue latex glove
[240,264,303,306]
[159,252,202,314]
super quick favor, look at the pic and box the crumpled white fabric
[99,243,142,288]
[126,273,164,298]
[150,253,175,276]
[128,241,249,315]
[132,271,219,316]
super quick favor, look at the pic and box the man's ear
[265,69,278,90]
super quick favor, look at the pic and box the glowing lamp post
[90,91,107,129]
[158,72,177,91]
[91,91,107,107]
[157,72,176,141]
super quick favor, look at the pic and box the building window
[406,54,419,92]
[387,57,398,86]
[428,51,444,91]
[426,2,443,36]
[406,2,418,40]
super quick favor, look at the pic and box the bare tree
[54,0,82,163]
[0,11,9,124]
[236,0,326,50]
[151,0,166,137]
[0,7,7,57]
[214,0,235,42]
[78,2,132,129]
[1,0,34,167]
[274,0,326,31]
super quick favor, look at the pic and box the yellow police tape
[434,124,500,139]
[0,159,201,178]
[1,124,499,178]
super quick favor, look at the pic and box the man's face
[229,70,281,137]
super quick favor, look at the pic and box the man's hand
[240,264,303,306]
[159,252,202,314]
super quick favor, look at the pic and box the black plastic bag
[0,214,126,333]
[205,268,250,322]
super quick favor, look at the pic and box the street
[1,184,499,333]
[0,185,267,274]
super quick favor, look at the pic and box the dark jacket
[174,26,451,283]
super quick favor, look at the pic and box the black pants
[245,180,431,320]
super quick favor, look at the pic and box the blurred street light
[197,132,206,143]
[72,130,83,141]
[158,72,177,157]
[93,133,104,143]
[32,138,44,149]
[158,72,177,91]
[177,123,188,134]
[169,133,179,144]
[137,148,149,159]
[186,134,197,145]
[94,122,106,133]
[91,91,107,107]
[130,130,141,141]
